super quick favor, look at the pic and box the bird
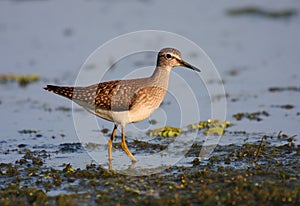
[44,48,200,162]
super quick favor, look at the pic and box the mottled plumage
[44,48,200,163]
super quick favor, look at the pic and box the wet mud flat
[0,134,299,206]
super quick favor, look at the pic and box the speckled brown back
[44,77,166,112]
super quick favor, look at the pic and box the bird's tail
[44,85,74,99]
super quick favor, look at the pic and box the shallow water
[0,1,299,203]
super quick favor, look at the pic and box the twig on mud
[254,135,266,163]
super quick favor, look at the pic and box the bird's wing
[45,80,139,112]
[44,78,165,112]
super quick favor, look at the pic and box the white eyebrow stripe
[170,54,181,60]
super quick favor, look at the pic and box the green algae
[147,119,233,137]
[227,7,297,19]
[18,129,39,134]
[147,126,184,137]
[233,111,269,121]
[188,119,233,135]
[0,74,40,87]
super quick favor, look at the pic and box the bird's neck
[150,66,172,90]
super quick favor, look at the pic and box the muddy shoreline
[1,133,299,205]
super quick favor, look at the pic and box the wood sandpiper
[44,48,200,162]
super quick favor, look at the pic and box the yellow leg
[121,125,137,162]
[108,124,117,161]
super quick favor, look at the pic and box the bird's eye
[166,54,172,59]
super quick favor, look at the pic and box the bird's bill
[180,59,201,72]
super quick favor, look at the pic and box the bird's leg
[121,125,137,162]
[108,124,117,161]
